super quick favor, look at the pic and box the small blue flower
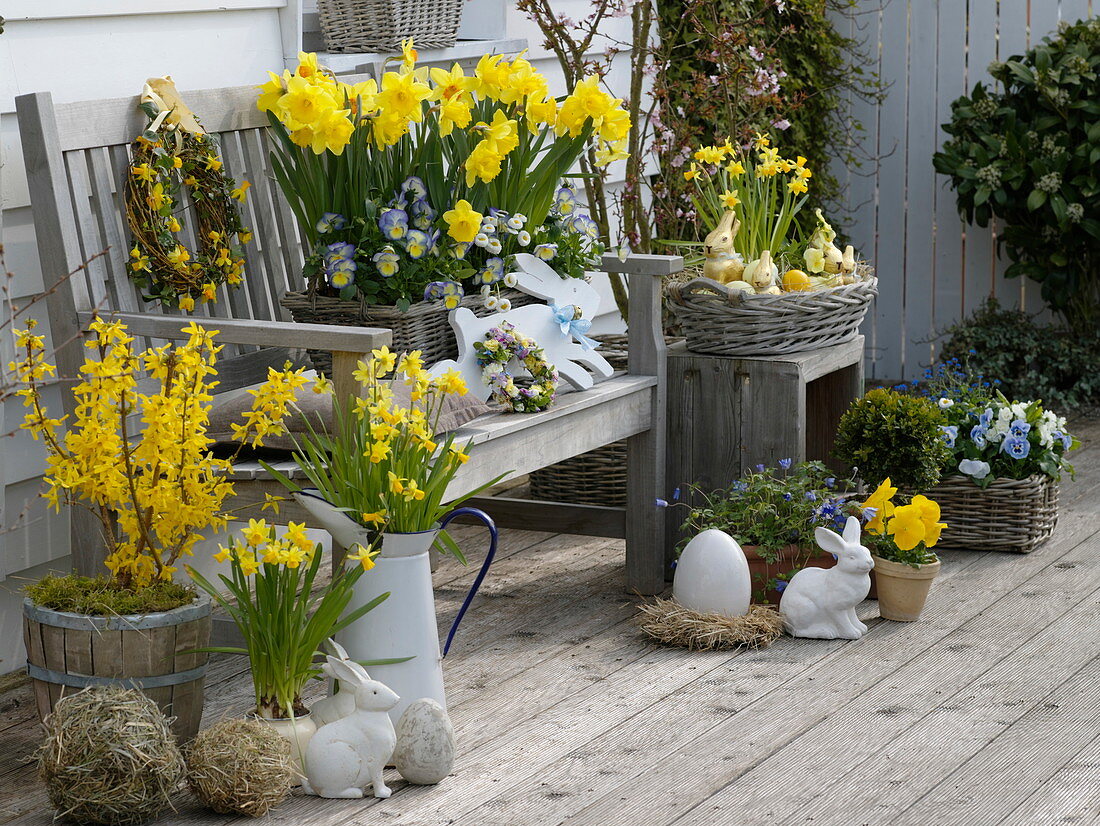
[979,408,994,428]
[861,506,878,522]
[895,383,908,391]
[673,488,682,501]
[655,498,669,508]
[1002,435,1031,459]
[971,424,988,449]
[1058,432,1072,451]
[825,477,836,489]
[941,425,958,449]
[316,212,346,234]
[401,176,428,199]
[755,464,766,473]
[1010,419,1031,439]
[378,208,409,240]
[805,491,817,501]
[783,493,793,501]
[325,241,356,261]
[779,458,792,470]
[774,580,787,594]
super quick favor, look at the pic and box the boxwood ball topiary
[37,685,184,826]
[834,389,951,491]
[187,719,294,817]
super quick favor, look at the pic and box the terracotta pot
[872,555,941,621]
[742,544,837,606]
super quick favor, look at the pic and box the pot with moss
[23,576,210,741]
[678,461,860,606]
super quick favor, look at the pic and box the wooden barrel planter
[22,596,212,742]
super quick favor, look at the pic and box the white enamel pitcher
[294,491,498,723]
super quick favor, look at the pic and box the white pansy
[959,459,991,479]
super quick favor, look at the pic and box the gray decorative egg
[392,698,455,785]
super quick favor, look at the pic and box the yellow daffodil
[788,178,809,195]
[684,162,699,182]
[443,199,483,243]
[231,181,252,201]
[721,190,741,209]
[131,163,156,183]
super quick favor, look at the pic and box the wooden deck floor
[2,418,1100,826]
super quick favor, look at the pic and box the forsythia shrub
[11,318,307,589]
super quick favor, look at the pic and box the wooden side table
[664,336,865,565]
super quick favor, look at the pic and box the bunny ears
[814,515,864,556]
[324,639,370,685]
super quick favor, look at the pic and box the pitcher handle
[438,507,498,658]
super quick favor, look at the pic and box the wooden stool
[664,336,865,566]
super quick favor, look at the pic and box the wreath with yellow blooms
[474,321,558,413]
[124,78,252,311]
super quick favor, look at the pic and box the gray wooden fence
[836,0,1094,381]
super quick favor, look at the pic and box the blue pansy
[979,408,994,428]
[401,176,428,199]
[372,246,400,277]
[970,424,988,449]
[1002,435,1030,459]
[410,198,436,231]
[774,580,787,593]
[404,229,432,260]
[1009,419,1031,439]
[378,208,409,240]
[316,212,346,234]
[1058,432,1072,451]
[940,425,958,448]
[424,281,447,300]
[477,257,505,285]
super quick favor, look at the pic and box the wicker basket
[281,289,534,373]
[931,474,1059,554]
[666,268,878,357]
[315,0,463,52]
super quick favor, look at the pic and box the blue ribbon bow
[550,303,599,350]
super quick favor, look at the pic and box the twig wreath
[473,321,559,413]
[125,77,252,311]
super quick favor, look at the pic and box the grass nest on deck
[187,719,294,817]
[37,685,184,826]
[638,599,784,650]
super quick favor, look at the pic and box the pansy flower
[940,425,958,448]
[554,185,577,216]
[372,246,401,277]
[1002,435,1030,459]
[534,243,558,261]
[404,229,432,259]
[1009,419,1031,439]
[316,212,346,234]
[378,208,409,240]
[970,424,988,449]
[402,176,428,199]
[477,257,505,284]
[424,281,448,300]
[410,199,436,231]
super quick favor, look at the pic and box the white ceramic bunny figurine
[780,515,874,640]
[310,640,359,727]
[303,659,399,799]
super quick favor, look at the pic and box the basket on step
[666,267,877,357]
[316,0,463,53]
[281,289,535,373]
[931,474,1059,554]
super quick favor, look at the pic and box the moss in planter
[26,574,195,616]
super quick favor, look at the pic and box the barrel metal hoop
[26,663,207,690]
[22,596,210,631]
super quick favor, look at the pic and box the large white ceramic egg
[672,529,751,616]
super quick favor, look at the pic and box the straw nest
[37,685,184,826]
[638,599,784,650]
[187,719,294,817]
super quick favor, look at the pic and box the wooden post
[604,253,682,595]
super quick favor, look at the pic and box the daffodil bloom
[131,163,156,183]
[721,190,741,209]
[443,200,483,243]
[130,246,151,272]
[231,181,252,202]
[361,510,387,526]
[204,155,223,172]
[788,178,809,195]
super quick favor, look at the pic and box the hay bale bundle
[37,685,184,826]
[187,719,294,817]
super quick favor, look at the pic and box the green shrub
[834,389,950,490]
[26,575,194,616]
[933,17,1100,332]
[939,299,1100,411]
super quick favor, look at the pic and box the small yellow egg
[782,269,811,291]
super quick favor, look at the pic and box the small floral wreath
[473,322,558,413]
[124,91,251,311]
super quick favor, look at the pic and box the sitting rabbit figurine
[780,515,874,640]
[310,640,358,728]
[702,211,746,285]
[303,659,400,799]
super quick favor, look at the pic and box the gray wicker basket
[281,289,534,373]
[316,0,463,52]
[931,474,1059,554]
[666,268,877,357]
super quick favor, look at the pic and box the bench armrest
[79,312,392,354]
[600,253,683,377]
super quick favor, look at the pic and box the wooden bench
[15,80,678,595]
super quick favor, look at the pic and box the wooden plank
[675,551,1100,825]
[931,0,969,347]
[903,0,939,373]
[79,309,391,351]
[870,0,910,379]
[86,146,139,315]
[460,497,626,538]
[1000,732,1100,825]
[891,655,1100,826]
